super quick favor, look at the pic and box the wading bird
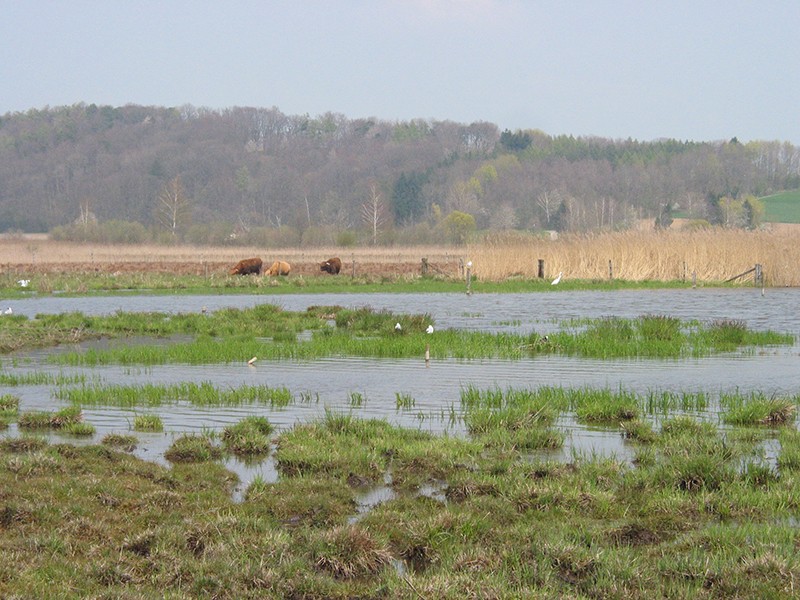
[426,325,434,334]
[551,272,563,285]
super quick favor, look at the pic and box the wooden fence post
[608,259,613,280]
[421,257,428,275]
[537,259,545,279]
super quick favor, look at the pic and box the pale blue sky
[2,0,799,143]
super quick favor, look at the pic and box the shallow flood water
[2,287,799,496]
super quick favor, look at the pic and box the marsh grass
[395,392,415,409]
[572,388,639,423]
[348,391,366,407]
[313,525,393,579]
[0,394,19,421]
[18,406,84,430]
[164,433,223,463]
[61,422,95,436]
[101,433,138,452]
[221,416,273,456]
[721,391,798,426]
[57,381,294,407]
[644,390,709,414]
[0,308,778,366]
[3,404,800,597]
[132,413,163,431]
[0,371,86,386]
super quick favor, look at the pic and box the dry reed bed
[1,229,799,285]
[468,229,800,285]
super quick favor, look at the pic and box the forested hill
[1,103,799,242]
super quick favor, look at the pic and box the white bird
[551,272,563,285]
[247,356,257,365]
[394,322,402,331]
[466,261,473,269]
[17,279,30,287]
[3,307,12,315]
[426,325,434,334]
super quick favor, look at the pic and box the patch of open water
[2,288,799,499]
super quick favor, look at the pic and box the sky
[2,0,799,144]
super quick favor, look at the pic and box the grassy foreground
[1,406,799,598]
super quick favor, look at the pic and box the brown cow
[265,260,291,276]
[320,256,342,275]
[229,257,262,276]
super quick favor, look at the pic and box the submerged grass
[56,381,293,407]
[30,307,791,366]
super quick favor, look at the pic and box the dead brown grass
[0,239,463,277]
[1,227,799,285]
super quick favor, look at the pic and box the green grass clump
[221,416,273,455]
[395,392,415,409]
[17,407,88,433]
[164,434,223,463]
[101,433,138,451]
[777,430,800,472]
[721,391,798,426]
[246,475,357,527]
[62,422,95,436]
[133,413,163,432]
[312,525,393,579]
[572,388,639,423]
[461,386,559,445]
[0,393,20,421]
[1,435,47,453]
[17,411,56,429]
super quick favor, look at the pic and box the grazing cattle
[320,256,342,275]
[229,257,263,276]
[265,260,291,276]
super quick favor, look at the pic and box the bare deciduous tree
[361,184,388,245]
[157,176,190,239]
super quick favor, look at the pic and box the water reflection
[2,288,799,490]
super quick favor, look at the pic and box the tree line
[0,103,798,245]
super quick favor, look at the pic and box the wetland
[1,287,799,598]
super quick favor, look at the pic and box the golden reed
[467,228,800,286]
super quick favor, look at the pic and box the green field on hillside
[760,189,800,223]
